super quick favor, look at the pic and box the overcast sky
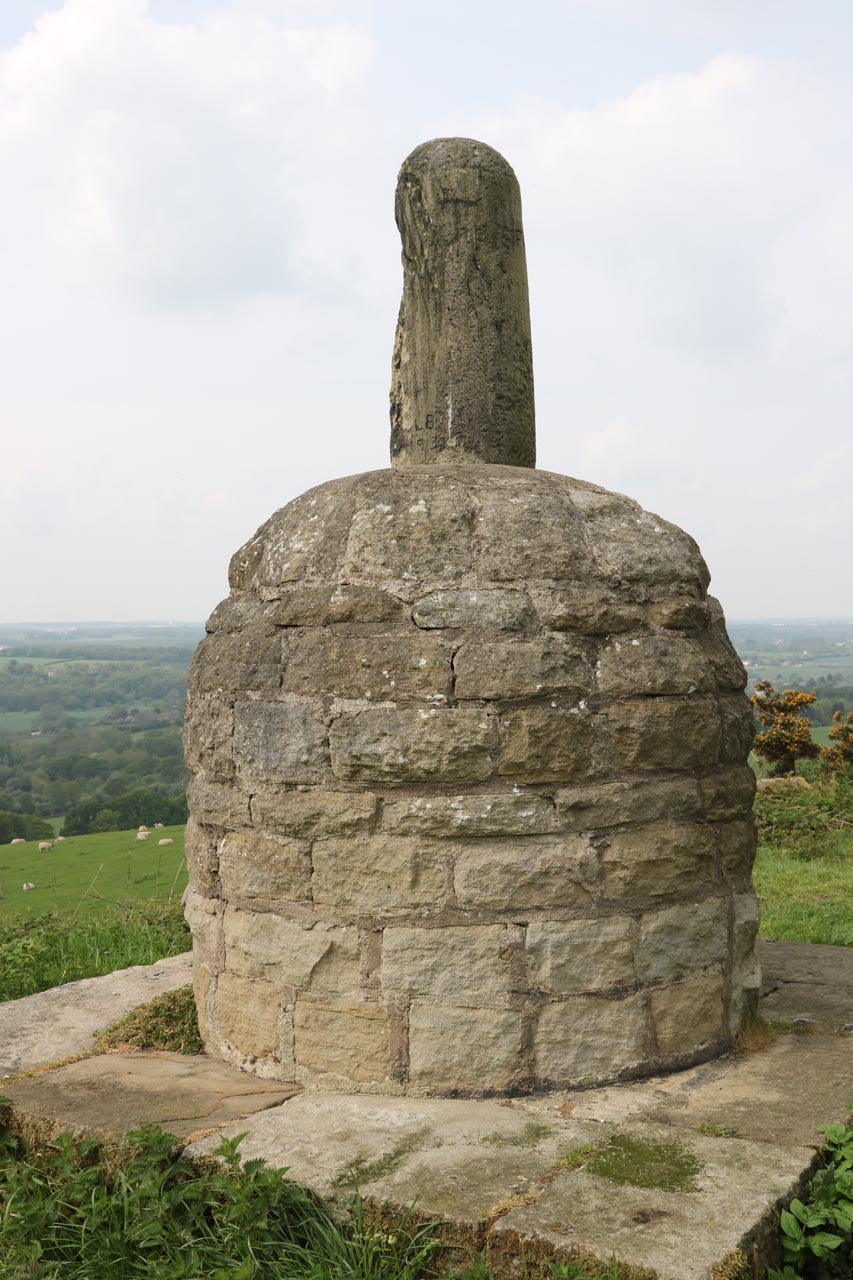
[1,0,851,623]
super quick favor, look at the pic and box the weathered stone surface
[555,776,701,831]
[281,630,451,701]
[407,1002,525,1092]
[184,817,220,897]
[535,587,644,635]
[454,838,598,909]
[719,693,756,762]
[534,992,647,1083]
[184,891,225,974]
[311,835,448,916]
[476,481,590,581]
[182,694,235,781]
[454,636,590,700]
[229,482,358,592]
[217,971,282,1057]
[717,818,758,881]
[267,585,403,626]
[223,907,359,993]
[648,596,710,630]
[382,791,559,837]
[205,595,275,634]
[701,625,748,691]
[732,889,760,960]
[187,777,249,828]
[636,897,728,983]
[608,697,721,770]
[218,829,311,904]
[699,765,756,820]
[382,925,519,1003]
[390,138,535,470]
[498,707,593,782]
[293,996,389,1082]
[187,628,280,696]
[329,706,494,784]
[234,697,328,784]
[526,917,637,995]
[602,823,717,898]
[343,479,476,583]
[651,970,725,1057]
[251,787,377,839]
[579,495,711,588]
[595,635,712,697]
[412,588,535,631]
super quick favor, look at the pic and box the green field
[0,826,187,921]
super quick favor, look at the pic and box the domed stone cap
[184,461,759,1097]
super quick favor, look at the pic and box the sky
[1,0,851,623]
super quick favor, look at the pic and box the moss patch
[585,1132,702,1194]
[555,1141,602,1171]
[94,985,202,1055]
[331,1129,430,1189]
[481,1121,554,1149]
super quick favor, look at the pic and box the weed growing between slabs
[94,985,202,1055]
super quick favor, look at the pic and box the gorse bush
[0,902,190,1003]
[752,681,821,776]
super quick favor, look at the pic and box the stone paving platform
[1,940,851,1279]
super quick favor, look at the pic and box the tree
[751,679,820,775]
[821,710,853,774]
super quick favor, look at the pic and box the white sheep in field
[38,841,53,851]
[158,837,174,846]
[135,831,150,842]
[10,838,25,844]
[138,825,149,832]
[55,836,66,843]
[154,822,164,829]
[22,882,35,891]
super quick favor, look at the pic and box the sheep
[135,832,150,842]
[154,822,164,829]
[22,882,35,891]
[38,841,53,851]
[138,825,149,832]
[158,837,174,846]
[55,836,66,843]
[10,838,25,844]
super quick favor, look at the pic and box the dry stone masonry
[184,137,760,1096]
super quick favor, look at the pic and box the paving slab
[2,1051,300,1139]
[757,940,853,1032]
[0,950,194,1077]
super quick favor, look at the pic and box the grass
[94,985,202,1054]
[0,901,190,1003]
[0,825,187,922]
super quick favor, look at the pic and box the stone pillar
[390,137,536,469]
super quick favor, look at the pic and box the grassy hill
[0,825,186,922]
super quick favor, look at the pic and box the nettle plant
[770,1117,853,1280]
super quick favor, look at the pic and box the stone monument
[183,137,760,1097]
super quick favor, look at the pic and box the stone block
[717,819,758,882]
[329,706,495,784]
[294,996,390,1083]
[498,708,593,782]
[382,924,520,1003]
[342,483,476,582]
[412,588,536,631]
[719,694,755,763]
[555,776,701,831]
[533,992,646,1084]
[648,597,710,630]
[581,504,711,589]
[205,595,274,634]
[251,787,378,839]
[407,1003,525,1092]
[651,969,725,1057]
[526,917,637,995]
[534,588,644,635]
[234,697,328,784]
[475,483,590,581]
[187,777,250,828]
[602,823,717,898]
[281,630,451,701]
[701,627,748,692]
[700,766,756,821]
[454,636,590,701]
[229,481,358,591]
[216,971,282,1058]
[607,697,721,770]
[595,635,712,697]
[454,837,598,910]
[267,585,403,626]
[223,906,359,992]
[732,889,760,961]
[382,791,559,838]
[636,897,728,983]
[182,694,235,782]
[184,817,220,897]
[184,890,225,973]
[187,627,281,696]
[312,835,448,915]
[218,829,311,905]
